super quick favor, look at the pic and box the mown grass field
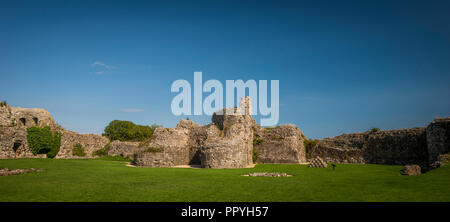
[0,158,449,202]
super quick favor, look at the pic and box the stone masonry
[309,127,429,166]
[1,99,449,170]
[427,117,450,166]
[0,103,109,159]
[253,124,306,164]
[133,97,307,168]
[309,119,450,169]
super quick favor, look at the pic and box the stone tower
[202,97,256,168]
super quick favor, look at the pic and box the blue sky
[1,0,449,139]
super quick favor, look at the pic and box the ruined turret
[202,97,255,168]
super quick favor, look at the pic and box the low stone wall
[201,139,251,168]
[310,127,428,166]
[107,141,140,159]
[254,124,306,164]
[132,122,194,166]
[133,151,190,167]
[56,131,109,158]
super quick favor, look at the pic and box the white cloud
[91,61,116,70]
[121,108,145,113]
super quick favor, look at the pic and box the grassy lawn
[0,158,449,202]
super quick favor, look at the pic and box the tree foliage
[72,143,86,157]
[26,126,61,158]
[103,120,160,141]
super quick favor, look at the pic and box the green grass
[0,159,449,202]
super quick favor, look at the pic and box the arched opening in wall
[13,142,22,152]
[33,117,38,125]
[20,118,26,126]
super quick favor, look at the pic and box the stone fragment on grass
[401,165,421,175]
[0,167,44,176]
[243,172,292,177]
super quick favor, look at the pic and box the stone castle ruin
[132,97,306,168]
[0,104,109,159]
[0,98,449,170]
[309,118,450,169]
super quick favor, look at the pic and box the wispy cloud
[91,61,116,70]
[121,108,145,113]
[90,61,116,75]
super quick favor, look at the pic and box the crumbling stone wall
[133,122,192,166]
[187,125,207,165]
[364,128,428,166]
[310,127,429,166]
[176,119,205,165]
[106,140,140,159]
[253,124,306,164]
[427,117,450,166]
[201,98,255,168]
[200,123,253,168]
[1,105,61,130]
[0,104,109,159]
[56,130,109,158]
[133,97,258,168]
[0,105,59,158]
[4,99,447,169]
[0,126,46,159]
[133,151,190,167]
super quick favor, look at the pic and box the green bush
[72,143,86,157]
[103,120,160,141]
[304,138,319,158]
[253,138,263,145]
[0,101,7,107]
[93,141,111,157]
[252,149,259,163]
[370,127,380,133]
[26,126,61,158]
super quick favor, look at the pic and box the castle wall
[310,127,429,166]
[0,105,58,159]
[56,131,109,158]
[106,141,140,159]
[0,126,46,159]
[427,117,450,165]
[2,100,448,169]
[201,101,255,168]
[133,150,190,167]
[0,104,110,159]
[133,123,192,166]
[254,124,307,164]
[200,123,253,168]
[201,140,251,168]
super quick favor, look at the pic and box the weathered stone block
[427,117,450,166]
[254,124,306,164]
[401,164,421,175]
